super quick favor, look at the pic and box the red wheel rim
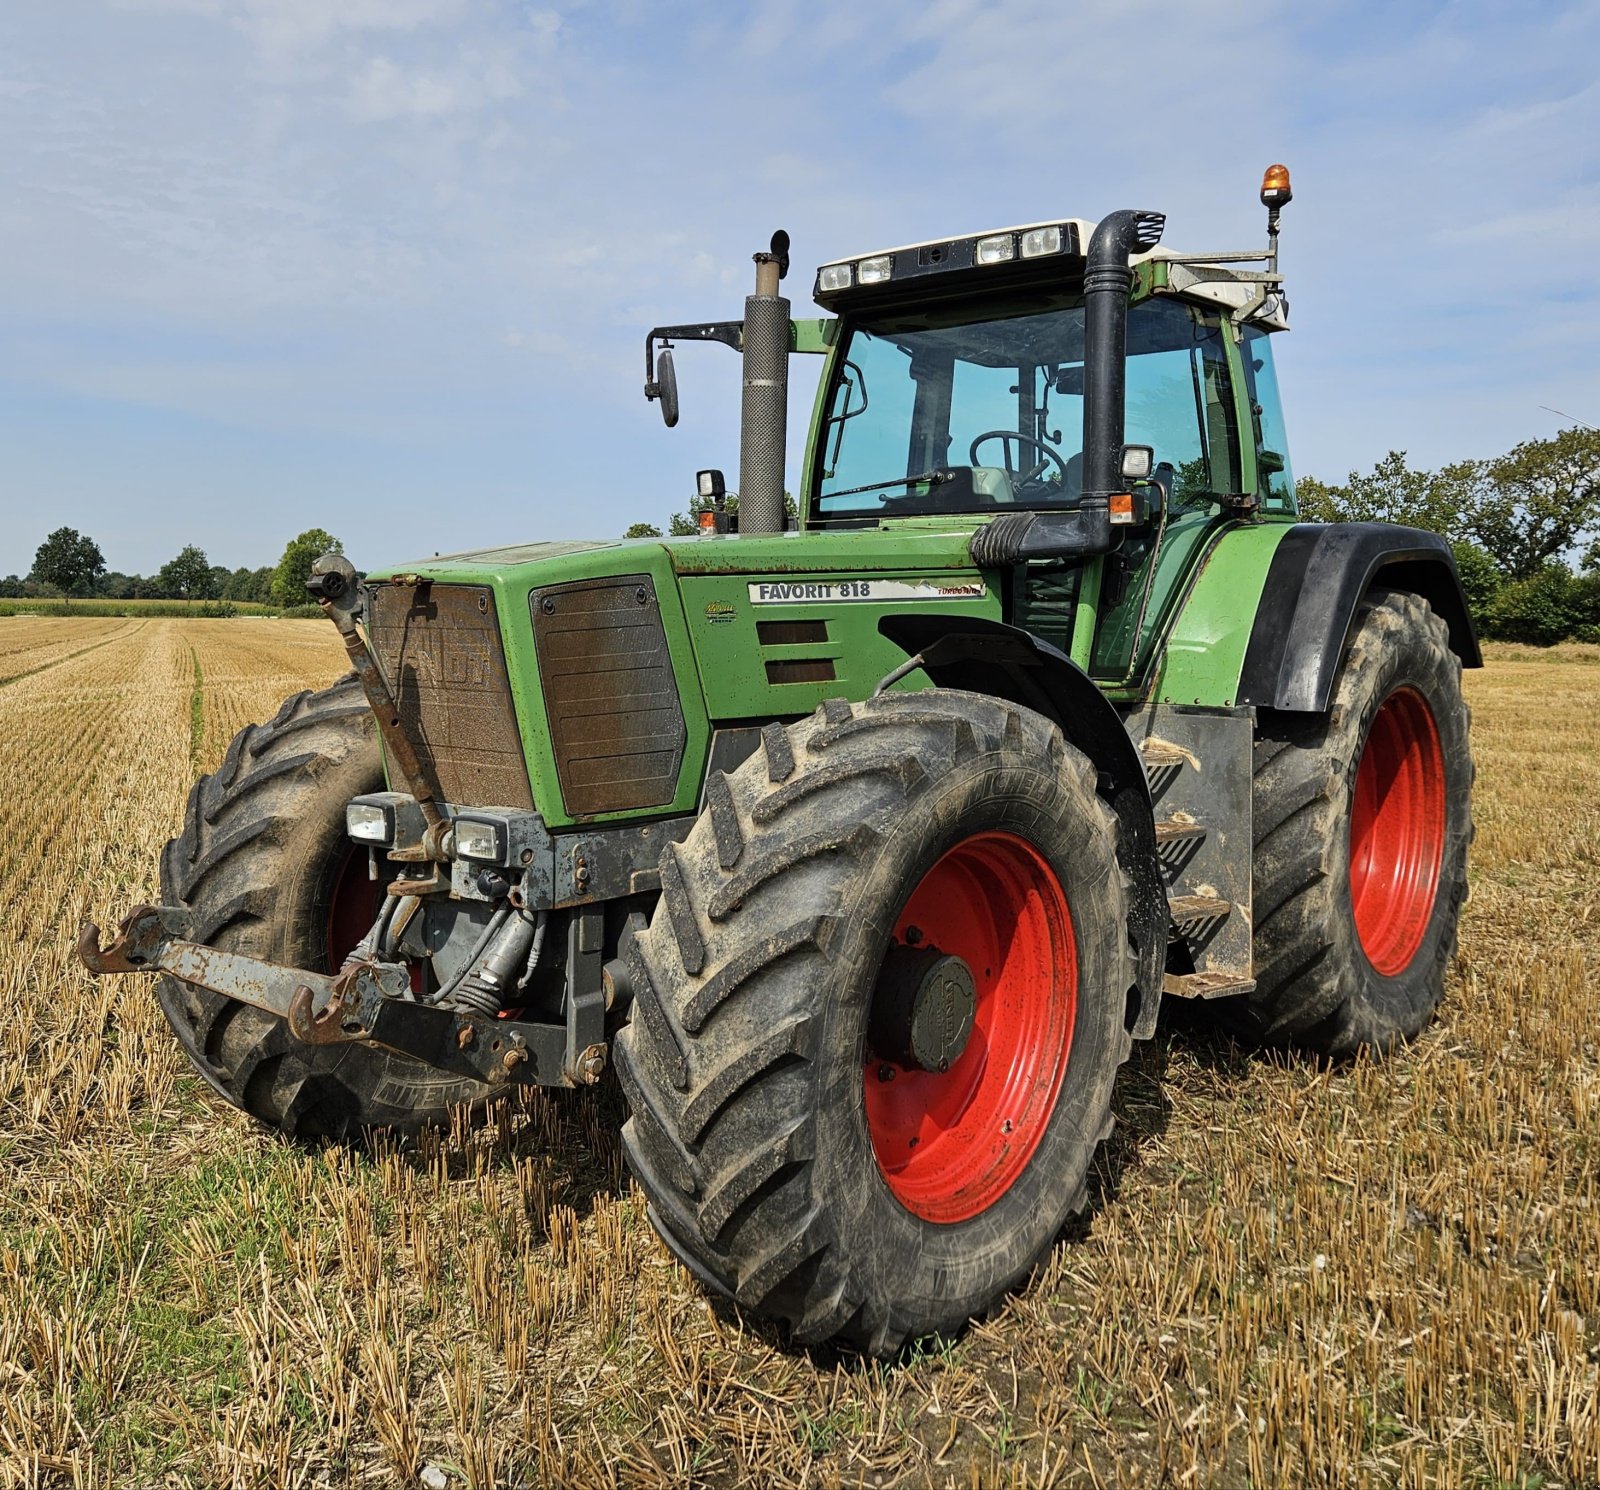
[864,831,1076,1224]
[1348,687,1446,976]
[327,846,384,973]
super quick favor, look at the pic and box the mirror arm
[643,322,746,389]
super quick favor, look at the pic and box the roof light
[1020,225,1062,259]
[1260,163,1292,207]
[857,255,893,285]
[975,234,1015,265]
[817,263,853,293]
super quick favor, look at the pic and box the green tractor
[82,165,1477,1356]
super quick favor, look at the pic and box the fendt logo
[397,640,493,692]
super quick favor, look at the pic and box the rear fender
[1238,523,1482,713]
[878,614,1165,1039]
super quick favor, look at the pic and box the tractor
[81,166,1477,1356]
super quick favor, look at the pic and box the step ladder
[1138,732,1255,1001]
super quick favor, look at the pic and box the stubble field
[0,616,1595,1489]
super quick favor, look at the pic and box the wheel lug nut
[877,1064,895,1082]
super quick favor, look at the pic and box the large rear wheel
[1243,588,1473,1055]
[615,691,1134,1356]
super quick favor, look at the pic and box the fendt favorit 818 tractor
[83,166,1478,1355]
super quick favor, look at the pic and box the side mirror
[646,347,680,428]
[1259,448,1286,475]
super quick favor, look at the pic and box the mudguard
[878,614,1166,1039]
[1237,523,1482,714]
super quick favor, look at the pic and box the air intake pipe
[1081,209,1166,506]
[738,231,791,535]
[969,208,1165,568]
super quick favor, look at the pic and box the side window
[1241,326,1296,512]
[818,330,917,510]
[1124,299,1240,504]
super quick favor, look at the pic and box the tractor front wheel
[157,674,494,1139]
[615,691,1134,1356]
[1244,588,1474,1055]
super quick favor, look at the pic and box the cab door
[1088,297,1245,686]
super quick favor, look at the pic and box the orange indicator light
[1260,163,1293,205]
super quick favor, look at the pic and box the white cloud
[349,50,524,122]
[114,0,468,58]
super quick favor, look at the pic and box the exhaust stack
[738,230,791,535]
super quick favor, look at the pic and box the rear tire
[1243,588,1473,1055]
[615,691,1134,1356]
[158,674,493,1139]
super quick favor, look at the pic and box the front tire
[1244,588,1473,1055]
[158,675,493,1139]
[615,691,1134,1356]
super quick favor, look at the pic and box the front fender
[1237,523,1482,713]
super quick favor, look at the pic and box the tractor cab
[644,170,1301,684]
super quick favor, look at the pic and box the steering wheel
[968,431,1069,488]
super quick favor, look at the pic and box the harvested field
[0,621,1594,1488]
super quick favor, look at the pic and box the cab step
[1138,737,1194,771]
[1167,893,1234,930]
[1163,970,1256,999]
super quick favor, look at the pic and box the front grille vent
[366,583,533,809]
[531,575,686,816]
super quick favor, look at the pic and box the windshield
[812,296,1239,521]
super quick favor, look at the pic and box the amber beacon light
[1260,163,1293,208]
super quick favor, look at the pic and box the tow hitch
[79,904,599,1087]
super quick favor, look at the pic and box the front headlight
[346,801,394,845]
[453,817,508,865]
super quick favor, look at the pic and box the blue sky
[2,0,1597,577]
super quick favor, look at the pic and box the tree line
[1298,427,1600,644]
[4,527,343,610]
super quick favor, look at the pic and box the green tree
[624,522,664,538]
[31,527,106,603]
[1461,427,1600,581]
[1449,541,1501,635]
[157,545,217,601]
[1487,564,1580,645]
[272,529,342,608]
[1294,451,1468,534]
[96,572,140,599]
[665,492,797,536]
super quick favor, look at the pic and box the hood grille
[366,583,533,810]
[531,575,686,816]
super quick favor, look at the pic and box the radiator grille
[366,583,533,809]
[531,575,686,816]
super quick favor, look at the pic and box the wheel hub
[871,944,978,1074]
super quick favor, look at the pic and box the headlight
[976,234,1016,265]
[857,255,893,285]
[346,801,394,845]
[817,263,853,293]
[1020,225,1063,259]
[453,817,507,865]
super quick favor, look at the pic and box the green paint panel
[367,526,991,826]
[682,568,997,720]
[1154,521,1294,706]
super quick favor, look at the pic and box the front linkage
[79,904,580,1087]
